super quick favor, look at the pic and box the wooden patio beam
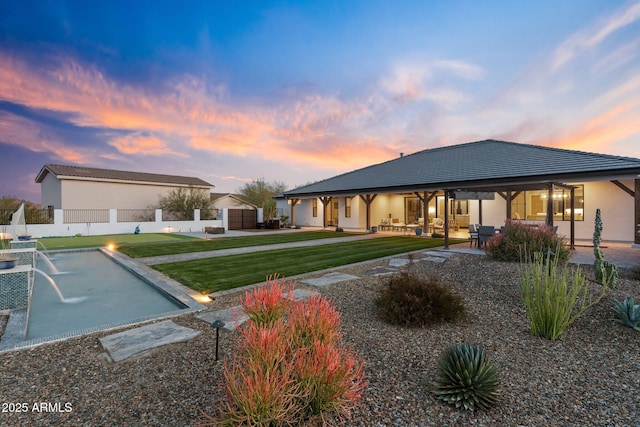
[611,180,635,197]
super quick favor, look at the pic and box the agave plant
[432,343,499,411]
[613,297,640,331]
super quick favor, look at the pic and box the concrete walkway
[447,241,639,269]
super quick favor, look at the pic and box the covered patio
[278,140,640,247]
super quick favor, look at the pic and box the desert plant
[520,250,608,341]
[432,343,499,411]
[294,339,366,421]
[213,280,366,426]
[375,272,466,327]
[156,185,212,221]
[287,295,341,347]
[239,275,292,326]
[613,297,640,331]
[486,220,569,263]
[218,322,306,426]
[593,208,618,287]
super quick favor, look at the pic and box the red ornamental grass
[236,321,289,370]
[240,274,293,326]
[215,277,367,425]
[287,295,342,348]
[295,340,366,420]
[220,349,306,426]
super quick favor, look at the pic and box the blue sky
[1,0,640,203]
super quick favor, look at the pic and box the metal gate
[228,209,257,230]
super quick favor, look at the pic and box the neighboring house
[277,140,640,244]
[35,164,214,210]
[210,193,257,210]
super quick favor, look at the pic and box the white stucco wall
[58,179,208,209]
[40,174,62,209]
[467,180,635,242]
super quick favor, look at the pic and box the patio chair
[431,217,445,234]
[468,224,479,247]
[478,226,496,248]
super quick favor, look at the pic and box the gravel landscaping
[1,251,639,426]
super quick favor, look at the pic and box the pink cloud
[108,133,188,157]
[0,110,89,163]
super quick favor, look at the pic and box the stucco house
[277,140,640,245]
[35,164,214,210]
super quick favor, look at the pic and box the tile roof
[282,139,640,197]
[35,164,214,188]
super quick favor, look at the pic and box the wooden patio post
[444,190,450,249]
[359,194,377,231]
[546,184,554,227]
[633,179,640,245]
[319,197,332,229]
[289,198,299,227]
[570,187,575,250]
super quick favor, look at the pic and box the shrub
[520,251,607,341]
[486,220,570,263]
[432,343,500,411]
[213,280,366,426]
[239,274,292,326]
[375,272,466,327]
[613,297,640,331]
[219,322,305,426]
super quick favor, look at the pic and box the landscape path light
[210,320,225,361]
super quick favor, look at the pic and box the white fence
[0,208,230,239]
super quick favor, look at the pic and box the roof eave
[282,168,640,198]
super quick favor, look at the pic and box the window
[312,199,318,217]
[511,185,584,221]
[345,197,351,218]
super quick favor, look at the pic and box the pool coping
[0,248,206,353]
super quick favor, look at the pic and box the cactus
[613,297,640,331]
[593,209,618,287]
[432,343,499,411]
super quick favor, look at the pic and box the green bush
[486,220,570,263]
[520,251,607,341]
[432,343,500,411]
[375,272,466,327]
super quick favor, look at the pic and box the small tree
[156,186,212,221]
[237,178,288,221]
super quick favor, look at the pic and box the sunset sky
[1,1,640,203]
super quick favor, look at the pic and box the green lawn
[30,233,197,250]
[118,231,359,258]
[153,237,462,294]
